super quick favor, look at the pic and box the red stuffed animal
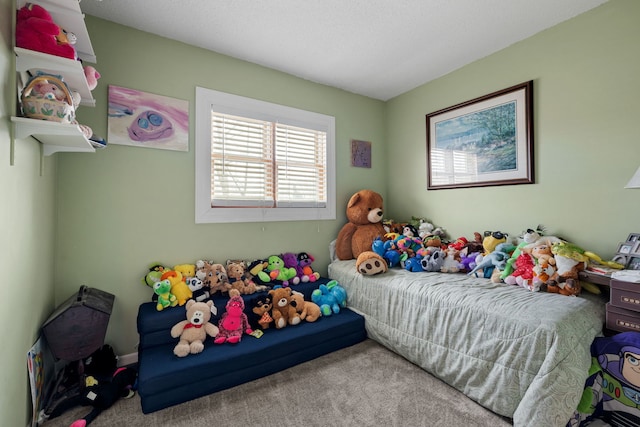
[16,3,76,59]
[214,289,253,344]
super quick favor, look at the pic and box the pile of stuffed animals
[336,189,624,297]
[140,254,347,358]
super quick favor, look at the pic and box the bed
[328,258,607,427]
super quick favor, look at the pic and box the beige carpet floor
[41,338,512,427]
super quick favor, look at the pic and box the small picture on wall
[351,139,372,168]
[628,257,640,270]
[108,85,189,152]
[618,242,633,254]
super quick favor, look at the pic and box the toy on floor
[215,289,253,343]
[171,299,219,356]
[45,345,137,427]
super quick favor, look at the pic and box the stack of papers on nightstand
[611,270,640,283]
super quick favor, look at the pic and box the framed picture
[627,233,640,243]
[351,139,372,168]
[426,81,534,190]
[628,257,640,270]
[618,242,634,254]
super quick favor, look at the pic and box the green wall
[55,17,387,360]
[2,0,639,424]
[385,0,640,255]
[0,0,58,425]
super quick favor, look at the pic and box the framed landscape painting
[426,81,534,190]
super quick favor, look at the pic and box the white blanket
[328,260,607,427]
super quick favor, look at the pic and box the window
[195,87,336,223]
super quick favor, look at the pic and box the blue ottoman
[136,279,366,413]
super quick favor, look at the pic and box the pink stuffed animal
[214,290,253,344]
[84,66,101,90]
[16,4,76,59]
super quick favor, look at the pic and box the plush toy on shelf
[296,252,321,283]
[199,261,232,295]
[268,287,301,329]
[291,290,322,322]
[160,270,192,306]
[311,280,347,316]
[152,279,177,311]
[250,294,274,330]
[226,260,261,295]
[257,255,299,287]
[215,289,253,343]
[16,3,77,59]
[171,299,219,356]
[84,65,101,90]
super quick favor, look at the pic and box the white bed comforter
[328,260,607,427]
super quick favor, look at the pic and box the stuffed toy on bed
[336,190,387,265]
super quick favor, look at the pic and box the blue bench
[136,279,366,413]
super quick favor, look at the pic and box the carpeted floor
[41,339,512,427]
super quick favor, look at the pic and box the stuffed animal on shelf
[311,280,347,316]
[161,270,192,306]
[250,294,274,330]
[173,263,196,281]
[336,190,387,262]
[291,290,322,322]
[152,279,177,311]
[171,299,219,356]
[226,260,260,295]
[16,3,77,59]
[215,290,253,343]
[83,65,101,91]
[296,252,321,282]
[257,255,299,287]
[185,277,211,302]
[200,261,232,295]
[269,287,301,329]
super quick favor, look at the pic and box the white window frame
[195,87,336,223]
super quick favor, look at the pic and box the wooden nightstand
[606,279,640,333]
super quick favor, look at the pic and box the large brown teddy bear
[170,300,219,357]
[269,287,301,329]
[336,190,386,261]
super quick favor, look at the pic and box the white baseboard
[118,352,138,367]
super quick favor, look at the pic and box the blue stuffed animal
[467,242,516,277]
[311,280,347,316]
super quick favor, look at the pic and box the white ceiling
[79,0,608,101]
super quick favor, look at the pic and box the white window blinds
[195,86,335,224]
[211,113,327,208]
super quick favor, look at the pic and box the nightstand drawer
[610,279,640,312]
[606,303,640,333]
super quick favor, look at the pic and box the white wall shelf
[12,116,95,156]
[15,47,95,107]
[12,0,99,162]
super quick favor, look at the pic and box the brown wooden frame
[426,81,534,190]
